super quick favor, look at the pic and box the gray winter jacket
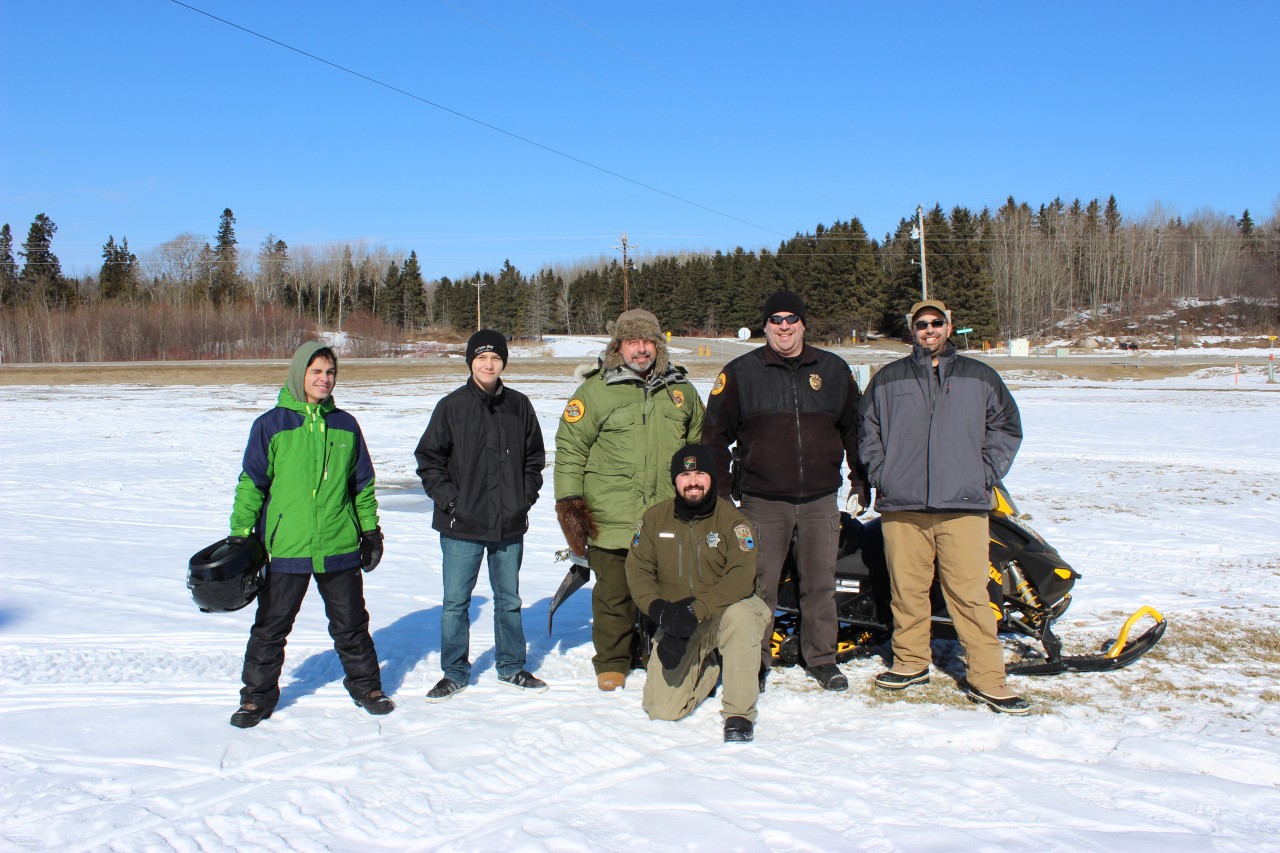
[857,344,1021,513]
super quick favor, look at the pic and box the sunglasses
[767,314,801,326]
[913,319,947,330]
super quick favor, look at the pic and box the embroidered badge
[671,389,685,408]
[682,455,697,471]
[706,531,721,548]
[710,372,727,396]
[563,398,586,423]
[733,521,755,552]
[808,374,822,391]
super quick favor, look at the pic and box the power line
[165,0,787,239]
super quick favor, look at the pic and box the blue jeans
[439,534,526,684]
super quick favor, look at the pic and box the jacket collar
[277,384,335,417]
[762,343,818,368]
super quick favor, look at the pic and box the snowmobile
[770,484,1166,676]
[549,485,1166,677]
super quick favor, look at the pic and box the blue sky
[3,1,1277,279]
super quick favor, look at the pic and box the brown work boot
[597,672,626,691]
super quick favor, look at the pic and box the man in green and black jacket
[228,341,391,728]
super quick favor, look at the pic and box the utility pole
[613,232,636,312]
[910,205,929,300]
[472,275,486,330]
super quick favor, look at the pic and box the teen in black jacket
[413,330,547,700]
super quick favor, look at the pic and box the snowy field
[2,355,1279,851]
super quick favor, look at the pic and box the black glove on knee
[649,597,698,639]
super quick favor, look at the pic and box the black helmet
[187,537,267,613]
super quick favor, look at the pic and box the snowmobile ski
[1008,606,1167,675]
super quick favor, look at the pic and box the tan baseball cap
[910,299,949,320]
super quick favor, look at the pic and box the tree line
[2,198,1276,361]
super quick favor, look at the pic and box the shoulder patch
[671,389,685,408]
[563,398,586,423]
[710,372,727,396]
[733,521,755,552]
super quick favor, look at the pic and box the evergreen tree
[210,208,243,304]
[98,236,139,300]
[0,224,17,305]
[258,236,291,305]
[399,252,426,330]
[19,213,70,306]
[380,262,403,327]
[935,207,998,344]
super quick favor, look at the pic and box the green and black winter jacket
[230,348,379,574]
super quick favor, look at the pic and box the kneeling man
[625,445,772,743]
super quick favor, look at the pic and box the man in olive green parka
[554,309,704,690]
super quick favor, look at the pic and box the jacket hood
[286,341,334,405]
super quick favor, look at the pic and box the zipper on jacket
[268,513,283,554]
[790,371,805,488]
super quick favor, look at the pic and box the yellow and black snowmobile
[770,484,1166,676]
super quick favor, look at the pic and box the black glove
[657,632,690,670]
[649,597,698,639]
[360,527,384,572]
[226,535,248,546]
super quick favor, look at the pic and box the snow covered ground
[2,351,1279,851]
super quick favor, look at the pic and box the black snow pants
[239,567,382,709]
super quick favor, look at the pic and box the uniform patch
[710,372,727,395]
[671,389,685,408]
[563,398,586,423]
[808,373,822,391]
[681,455,698,471]
[706,531,721,548]
[733,522,755,552]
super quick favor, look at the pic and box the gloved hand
[555,496,598,558]
[226,535,249,546]
[649,598,698,639]
[360,527,384,572]
[845,485,872,517]
[657,632,690,670]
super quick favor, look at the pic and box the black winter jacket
[414,378,545,541]
[702,343,866,501]
[857,344,1021,513]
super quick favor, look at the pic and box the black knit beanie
[466,329,508,367]
[762,290,808,326]
[670,444,717,489]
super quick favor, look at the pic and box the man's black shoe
[354,689,395,715]
[805,663,849,691]
[425,677,467,703]
[229,702,272,728]
[723,716,754,743]
[874,668,931,691]
[498,670,549,693]
[967,687,1031,715]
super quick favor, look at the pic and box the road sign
[956,327,973,334]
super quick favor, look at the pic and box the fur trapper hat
[603,308,669,374]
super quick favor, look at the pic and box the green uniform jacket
[555,363,704,550]
[625,498,760,623]
[230,385,379,573]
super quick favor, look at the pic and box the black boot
[724,716,754,743]
[354,689,395,715]
[230,702,272,728]
[804,663,849,691]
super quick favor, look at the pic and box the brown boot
[597,672,626,691]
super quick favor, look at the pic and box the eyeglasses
[913,319,947,330]
[767,314,801,326]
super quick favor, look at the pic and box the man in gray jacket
[858,299,1029,714]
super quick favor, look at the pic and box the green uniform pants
[588,546,636,675]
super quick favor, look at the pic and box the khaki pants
[881,511,1009,696]
[643,596,772,723]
